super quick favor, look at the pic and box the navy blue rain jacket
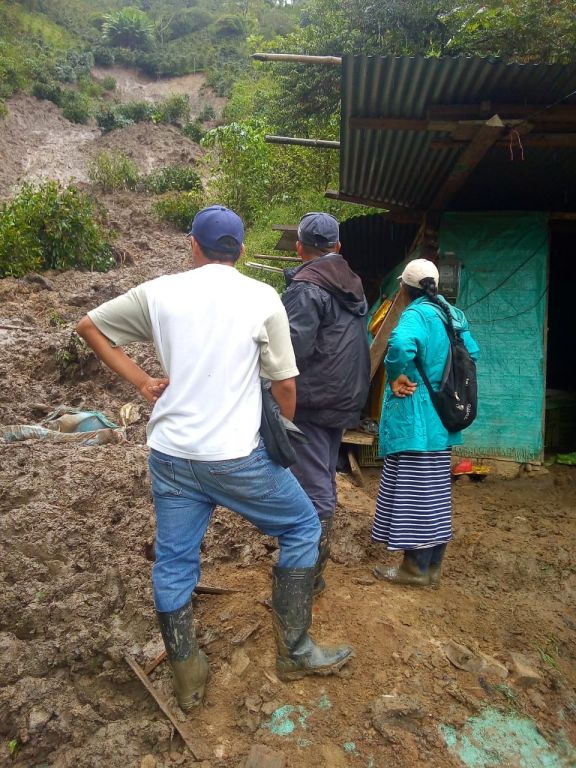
[281,253,370,429]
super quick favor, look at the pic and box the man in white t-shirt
[76,206,353,713]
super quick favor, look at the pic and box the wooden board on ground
[341,429,375,446]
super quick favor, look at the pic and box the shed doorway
[545,227,576,453]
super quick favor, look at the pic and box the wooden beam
[271,224,298,231]
[324,190,423,222]
[429,115,506,211]
[431,133,576,149]
[253,253,300,263]
[265,135,340,149]
[253,53,341,65]
[350,116,457,133]
[429,103,576,122]
[369,291,407,381]
[125,655,210,761]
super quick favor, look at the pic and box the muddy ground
[1,77,575,768]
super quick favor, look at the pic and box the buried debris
[371,694,428,742]
[443,640,508,680]
[244,744,286,768]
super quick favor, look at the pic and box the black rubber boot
[313,517,333,597]
[157,599,209,711]
[373,548,433,587]
[429,544,447,587]
[272,566,353,681]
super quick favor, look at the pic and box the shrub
[61,91,92,124]
[101,76,116,91]
[54,50,94,84]
[0,182,114,278]
[32,80,64,106]
[0,100,7,119]
[153,191,204,231]
[142,165,203,195]
[88,151,139,192]
[118,100,155,123]
[198,104,216,122]
[182,120,205,143]
[93,46,115,66]
[78,78,104,99]
[96,107,134,133]
[152,93,190,125]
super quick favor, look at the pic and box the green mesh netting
[440,212,548,462]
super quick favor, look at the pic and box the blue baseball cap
[297,212,339,249]
[188,205,244,256]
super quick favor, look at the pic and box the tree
[101,7,155,51]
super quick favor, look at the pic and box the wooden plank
[347,449,364,487]
[341,429,375,446]
[253,254,299,263]
[429,103,576,122]
[349,116,457,132]
[429,115,506,211]
[431,132,576,150]
[125,654,211,761]
[265,135,340,149]
[144,650,167,675]
[369,291,407,381]
[324,190,423,221]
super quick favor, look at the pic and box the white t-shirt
[88,265,299,461]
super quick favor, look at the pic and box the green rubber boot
[272,566,353,681]
[373,549,432,587]
[429,544,448,587]
[313,517,333,597]
[157,599,209,711]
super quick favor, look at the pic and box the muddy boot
[157,599,209,712]
[429,544,447,587]
[373,548,432,587]
[313,517,333,597]
[272,566,353,681]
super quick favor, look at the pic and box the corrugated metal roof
[339,56,576,212]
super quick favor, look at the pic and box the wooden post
[369,291,407,381]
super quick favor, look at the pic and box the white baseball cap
[398,258,440,288]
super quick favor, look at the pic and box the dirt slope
[0,85,575,768]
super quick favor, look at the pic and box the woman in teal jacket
[372,259,479,587]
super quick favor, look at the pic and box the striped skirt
[371,450,452,551]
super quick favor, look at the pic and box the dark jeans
[290,421,343,520]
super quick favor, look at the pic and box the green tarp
[440,212,548,462]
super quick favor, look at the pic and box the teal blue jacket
[379,296,480,456]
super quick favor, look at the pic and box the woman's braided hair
[405,277,455,332]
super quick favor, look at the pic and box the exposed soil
[0,75,575,768]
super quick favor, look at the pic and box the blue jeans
[290,422,343,520]
[148,443,320,612]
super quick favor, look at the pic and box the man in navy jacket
[282,212,370,596]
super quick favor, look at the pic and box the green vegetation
[153,191,204,231]
[142,165,203,195]
[88,151,139,192]
[95,95,189,133]
[0,182,114,277]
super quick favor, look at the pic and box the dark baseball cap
[297,212,339,249]
[188,205,244,255]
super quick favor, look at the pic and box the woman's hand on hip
[391,374,417,398]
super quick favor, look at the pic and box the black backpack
[414,304,477,432]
